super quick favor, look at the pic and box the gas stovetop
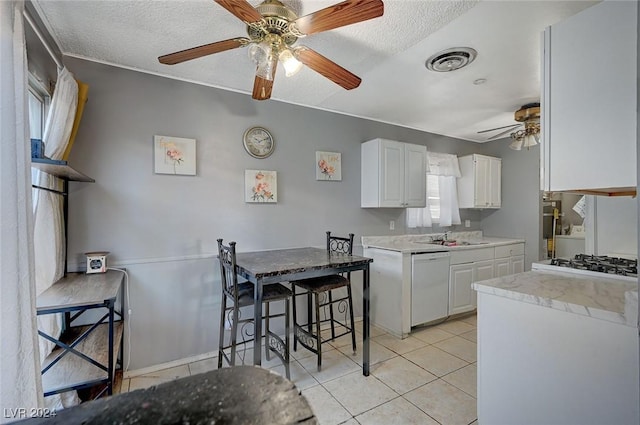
[549,254,637,278]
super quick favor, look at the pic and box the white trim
[66,243,366,271]
[61,53,479,143]
[23,9,62,69]
[123,315,365,378]
[67,252,217,272]
[124,351,218,379]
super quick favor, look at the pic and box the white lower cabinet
[511,255,524,274]
[366,241,526,335]
[494,257,511,277]
[449,248,495,315]
[449,264,475,315]
[494,243,525,277]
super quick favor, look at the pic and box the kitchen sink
[414,240,489,246]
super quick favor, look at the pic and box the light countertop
[473,270,638,327]
[362,231,524,254]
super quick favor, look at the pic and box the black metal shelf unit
[36,271,124,398]
[31,158,94,274]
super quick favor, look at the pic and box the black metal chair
[291,231,357,370]
[217,239,291,379]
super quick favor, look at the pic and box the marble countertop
[361,231,525,253]
[473,270,639,327]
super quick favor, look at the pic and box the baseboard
[124,316,366,379]
[124,351,218,379]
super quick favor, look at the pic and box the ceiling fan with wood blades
[158,0,384,100]
[477,102,541,150]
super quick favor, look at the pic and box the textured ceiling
[32,0,597,142]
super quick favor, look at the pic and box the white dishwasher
[411,251,451,326]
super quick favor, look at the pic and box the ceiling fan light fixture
[248,41,270,65]
[279,48,303,76]
[522,133,538,149]
[159,0,385,100]
[509,137,523,151]
[256,53,277,81]
[508,103,541,150]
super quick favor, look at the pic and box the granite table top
[473,270,639,327]
[235,247,372,280]
[361,232,525,254]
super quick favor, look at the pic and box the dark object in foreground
[18,366,317,425]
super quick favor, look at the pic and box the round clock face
[243,127,274,159]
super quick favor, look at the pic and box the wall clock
[243,126,275,159]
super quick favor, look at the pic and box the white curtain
[407,152,462,228]
[0,0,44,417]
[34,67,80,409]
[437,174,461,227]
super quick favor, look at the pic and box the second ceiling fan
[158,0,384,100]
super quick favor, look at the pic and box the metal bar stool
[291,232,357,370]
[217,239,291,379]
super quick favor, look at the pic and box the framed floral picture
[245,170,277,203]
[154,135,196,175]
[316,151,341,181]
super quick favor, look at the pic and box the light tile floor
[118,314,478,425]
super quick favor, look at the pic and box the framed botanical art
[245,170,277,203]
[154,135,196,175]
[316,151,341,181]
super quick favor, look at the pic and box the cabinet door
[544,1,636,192]
[380,140,404,207]
[494,257,511,277]
[473,259,494,308]
[474,155,490,208]
[404,144,427,207]
[511,255,525,274]
[489,157,501,207]
[449,264,475,315]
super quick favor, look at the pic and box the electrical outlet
[465,219,471,228]
[390,220,395,230]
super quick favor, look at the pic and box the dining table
[234,246,373,376]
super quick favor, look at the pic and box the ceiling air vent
[426,47,477,72]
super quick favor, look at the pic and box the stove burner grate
[550,254,637,277]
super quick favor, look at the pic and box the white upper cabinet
[457,154,501,209]
[361,138,427,208]
[542,1,637,194]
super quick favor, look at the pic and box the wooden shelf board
[41,322,123,395]
[31,158,94,182]
[37,271,123,312]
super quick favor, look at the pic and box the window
[29,75,51,210]
[28,74,50,140]
[427,174,440,222]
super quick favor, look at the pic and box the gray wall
[476,141,542,270]
[63,57,501,370]
[593,196,638,257]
